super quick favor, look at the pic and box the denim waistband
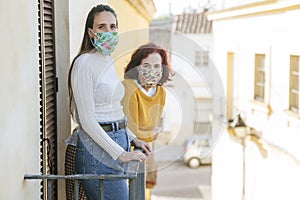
[99,121,126,132]
[98,117,127,132]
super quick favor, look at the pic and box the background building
[208,1,300,199]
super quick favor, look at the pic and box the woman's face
[137,52,163,89]
[140,52,162,71]
[88,11,117,38]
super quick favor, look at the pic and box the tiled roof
[173,10,212,34]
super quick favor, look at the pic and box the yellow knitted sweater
[121,79,166,142]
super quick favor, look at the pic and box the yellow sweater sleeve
[121,80,166,142]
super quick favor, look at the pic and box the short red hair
[124,43,172,85]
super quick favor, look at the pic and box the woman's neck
[143,86,149,91]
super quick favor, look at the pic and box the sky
[153,0,214,18]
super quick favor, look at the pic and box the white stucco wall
[0,0,40,199]
[211,8,300,200]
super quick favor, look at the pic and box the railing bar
[129,178,136,200]
[99,180,104,200]
[136,162,145,200]
[24,174,136,180]
[74,180,79,200]
[24,160,142,199]
[47,179,51,200]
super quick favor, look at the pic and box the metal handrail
[24,161,145,200]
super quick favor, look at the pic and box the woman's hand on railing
[118,151,147,163]
[131,138,151,155]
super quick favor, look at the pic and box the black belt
[99,121,126,132]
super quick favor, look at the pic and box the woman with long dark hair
[66,4,151,200]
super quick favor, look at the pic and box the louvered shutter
[38,0,57,199]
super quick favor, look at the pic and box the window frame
[249,53,272,116]
[254,54,266,102]
[195,50,209,67]
[289,55,299,113]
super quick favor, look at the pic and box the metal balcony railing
[24,161,145,200]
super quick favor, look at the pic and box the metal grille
[38,0,57,199]
[65,145,87,200]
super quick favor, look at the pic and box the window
[195,50,209,67]
[250,53,271,116]
[289,55,299,113]
[254,54,265,102]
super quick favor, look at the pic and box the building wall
[0,0,40,199]
[210,4,300,200]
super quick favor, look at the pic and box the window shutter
[38,0,57,199]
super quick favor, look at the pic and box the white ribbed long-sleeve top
[71,51,134,160]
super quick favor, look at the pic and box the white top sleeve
[71,54,125,160]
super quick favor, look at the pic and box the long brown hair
[67,4,118,117]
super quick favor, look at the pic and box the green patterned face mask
[90,30,118,55]
[137,64,163,88]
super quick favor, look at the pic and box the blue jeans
[75,127,129,200]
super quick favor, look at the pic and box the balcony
[24,161,145,200]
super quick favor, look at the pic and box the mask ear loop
[88,28,99,48]
[89,37,94,45]
[88,28,98,40]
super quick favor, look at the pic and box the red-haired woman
[121,43,173,195]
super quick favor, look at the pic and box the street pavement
[150,144,211,200]
[151,185,211,200]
